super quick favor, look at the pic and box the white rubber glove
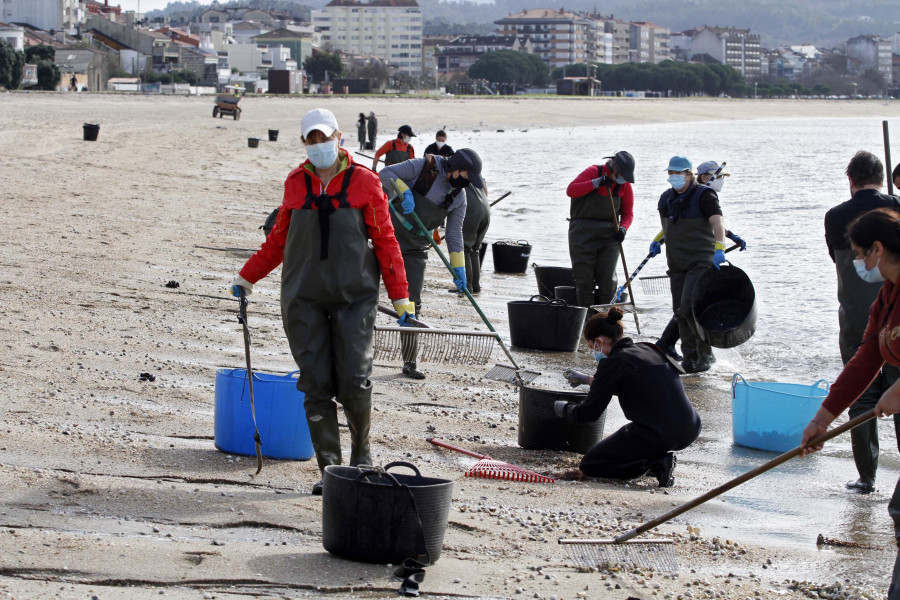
[230,274,253,297]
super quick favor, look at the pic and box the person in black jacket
[424,130,455,157]
[555,307,701,487]
[824,150,900,494]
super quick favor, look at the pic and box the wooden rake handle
[616,409,877,542]
[427,437,491,460]
[376,304,429,328]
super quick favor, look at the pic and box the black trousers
[579,422,670,479]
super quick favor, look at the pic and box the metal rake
[636,244,741,297]
[428,437,555,484]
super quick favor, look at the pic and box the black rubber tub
[508,295,587,352]
[82,123,100,141]
[533,263,575,299]
[268,129,279,141]
[691,263,757,348]
[322,462,453,564]
[554,285,577,306]
[492,240,531,273]
[518,385,605,453]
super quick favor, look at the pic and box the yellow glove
[714,241,726,251]
[653,230,665,242]
[392,298,416,326]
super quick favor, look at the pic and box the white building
[494,8,595,69]
[1,0,86,34]
[226,43,294,74]
[311,0,423,78]
[847,35,893,86]
[0,21,25,50]
[689,26,762,80]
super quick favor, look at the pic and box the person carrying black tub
[823,150,900,494]
[555,308,701,487]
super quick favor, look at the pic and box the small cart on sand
[213,85,244,120]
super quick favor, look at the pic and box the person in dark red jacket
[565,151,635,308]
[230,108,415,496]
[802,207,900,599]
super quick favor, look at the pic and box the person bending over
[555,307,701,487]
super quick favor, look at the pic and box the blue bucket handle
[812,379,829,392]
[731,373,747,399]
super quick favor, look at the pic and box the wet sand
[1,92,900,599]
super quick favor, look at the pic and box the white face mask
[854,255,885,283]
[708,177,725,192]
[306,138,339,170]
[435,141,445,149]
[402,136,411,144]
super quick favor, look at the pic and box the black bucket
[268,129,279,142]
[248,137,260,148]
[518,385,605,453]
[82,123,100,141]
[508,295,587,351]
[554,285,577,305]
[365,141,374,150]
[691,263,756,348]
[322,462,454,565]
[492,240,531,273]
[533,263,575,299]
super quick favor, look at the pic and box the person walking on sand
[379,148,484,379]
[554,307,701,487]
[565,151,635,308]
[229,108,416,496]
[801,208,900,599]
[356,112,367,151]
[649,156,737,374]
[367,111,378,149]
[424,129,455,158]
[373,125,416,170]
[824,150,900,494]
[654,160,745,362]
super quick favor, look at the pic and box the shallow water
[441,115,900,588]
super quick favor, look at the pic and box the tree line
[0,41,60,90]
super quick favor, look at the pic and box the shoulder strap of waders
[301,169,353,261]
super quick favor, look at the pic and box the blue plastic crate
[731,373,829,452]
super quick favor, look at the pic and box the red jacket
[566,164,634,230]
[239,151,409,300]
[823,279,900,416]
[374,138,415,162]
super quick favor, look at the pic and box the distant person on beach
[555,307,701,487]
[654,160,745,362]
[379,148,484,379]
[802,207,900,599]
[230,108,414,496]
[366,111,378,148]
[356,112,367,150]
[69,74,77,92]
[565,151,635,308]
[373,125,416,170]
[649,155,736,374]
[823,150,900,494]
[424,129,455,158]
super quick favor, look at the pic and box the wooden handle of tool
[427,437,490,460]
[615,409,877,542]
[376,304,429,328]
[489,191,512,207]
[884,121,893,196]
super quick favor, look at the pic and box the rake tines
[428,437,555,484]
[558,538,677,572]
[374,326,496,365]
[639,275,671,296]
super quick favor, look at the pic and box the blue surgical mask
[306,139,339,170]
[593,350,607,363]
[854,256,885,283]
[614,176,627,185]
[667,174,686,189]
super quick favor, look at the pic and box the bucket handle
[547,298,569,307]
[353,466,404,487]
[288,370,300,378]
[813,379,829,392]
[731,373,747,399]
[517,240,530,246]
[383,461,423,478]
[528,294,551,304]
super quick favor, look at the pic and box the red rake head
[464,458,556,484]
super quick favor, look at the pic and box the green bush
[0,39,24,89]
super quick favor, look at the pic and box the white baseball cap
[301,108,339,139]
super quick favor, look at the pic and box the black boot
[655,339,683,361]
[846,478,875,494]
[344,406,372,467]
[305,401,342,495]
[649,454,676,487]
[402,361,425,380]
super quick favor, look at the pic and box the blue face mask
[614,176,626,185]
[593,350,606,363]
[306,139,339,170]
[667,174,686,189]
[854,256,884,283]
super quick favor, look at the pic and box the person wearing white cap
[229,108,415,495]
[648,155,734,373]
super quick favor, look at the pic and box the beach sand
[2,92,899,599]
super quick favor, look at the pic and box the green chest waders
[281,164,379,470]
[384,141,410,166]
[568,184,622,307]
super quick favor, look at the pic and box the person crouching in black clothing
[555,307,701,487]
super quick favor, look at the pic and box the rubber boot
[305,399,342,474]
[344,406,372,467]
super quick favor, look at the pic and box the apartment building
[1,0,86,34]
[311,0,423,78]
[846,35,893,86]
[434,34,531,79]
[629,21,670,63]
[494,8,595,69]
[690,26,761,80]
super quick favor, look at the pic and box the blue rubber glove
[452,266,467,293]
[727,230,747,251]
[401,189,415,214]
[649,240,662,257]
[394,300,417,327]
[614,285,625,302]
[230,285,245,297]
[713,249,726,269]
[230,275,253,297]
